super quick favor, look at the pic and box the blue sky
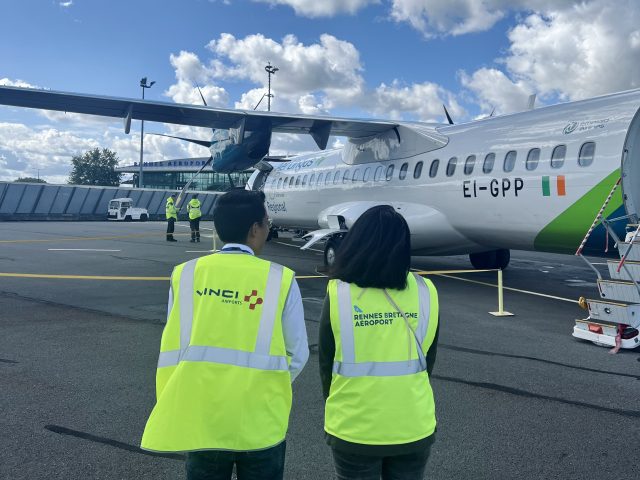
[1,0,640,182]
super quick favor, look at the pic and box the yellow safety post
[489,269,514,317]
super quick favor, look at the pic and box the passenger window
[353,168,360,182]
[399,162,409,180]
[317,172,324,186]
[464,155,476,175]
[333,171,340,184]
[343,170,351,183]
[483,153,495,174]
[364,167,371,181]
[526,148,540,171]
[295,176,301,187]
[386,165,395,181]
[446,157,457,177]
[503,151,517,173]
[309,174,315,186]
[429,159,439,178]
[277,178,283,189]
[551,145,566,169]
[302,174,308,187]
[374,166,383,181]
[414,161,423,179]
[578,142,596,167]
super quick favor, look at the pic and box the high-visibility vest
[141,253,295,452]
[187,199,201,220]
[165,199,177,220]
[324,273,439,445]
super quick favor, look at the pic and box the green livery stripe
[534,170,622,253]
[542,176,550,196]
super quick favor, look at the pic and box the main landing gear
[469,249,510,270]
[324,236,344,269]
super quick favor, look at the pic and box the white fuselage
[258,89,640,255]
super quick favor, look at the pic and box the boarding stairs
[574,179,640,350]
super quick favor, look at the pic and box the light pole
[138,77,155,188]
[265,62,278,112]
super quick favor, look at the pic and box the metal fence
[0,182,220,221]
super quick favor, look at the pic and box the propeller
[195,83,208,107]
[148,132,214,148]
[443,104,454,125]
[175,156,213,209]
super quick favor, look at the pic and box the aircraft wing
[0,86,398,147]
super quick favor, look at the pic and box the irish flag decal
[542,175,566,197]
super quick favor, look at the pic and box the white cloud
[459,68,533,115]
[372,80,464,121]
[503,1,640,100]
[59,1,73,8]
[389,0,574,37]
[207,33,365,109]
[254,0,378,17]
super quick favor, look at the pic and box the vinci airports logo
[196,287,263,309]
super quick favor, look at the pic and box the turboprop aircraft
[1,85,640,270]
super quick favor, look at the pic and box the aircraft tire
[469,249,510,270]
[324,237,342,269]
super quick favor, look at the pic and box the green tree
[15,177,46,183]
[68,147,122,186]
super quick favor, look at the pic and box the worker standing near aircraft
[165,194,178,242]
[187,193,202,242]
[318,205,439,480]
[187,193,202,243]
[141,189,309,480]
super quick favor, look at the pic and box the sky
[1,0,640,183]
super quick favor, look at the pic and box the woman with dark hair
[318,205,440,480]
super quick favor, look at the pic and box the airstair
[574,179,640,350]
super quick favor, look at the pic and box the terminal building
[116,158,253,191]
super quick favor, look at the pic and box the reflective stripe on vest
[158,258,288,371]
[332,273,430,377]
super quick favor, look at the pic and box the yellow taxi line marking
[0,273,169,281]
[425,272,578,303]
[0,272,326,281]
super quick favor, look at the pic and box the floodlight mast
[265,62,278,112]
[138,77,155,188]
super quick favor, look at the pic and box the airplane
[1,84,639,272]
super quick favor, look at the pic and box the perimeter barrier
[0,182,221,221]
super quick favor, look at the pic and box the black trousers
[190,218,201,240]
[166,218,175,239]
[331,445,432,480]
[186,441,286,480]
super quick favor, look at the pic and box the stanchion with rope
[489,269,514,317]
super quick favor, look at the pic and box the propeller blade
[148,132,213,148]
[175,156,213,209]
[195,83,208,107]
[443,104,454,125]
[489,107,496,117]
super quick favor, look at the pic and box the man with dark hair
[142,189,308,480]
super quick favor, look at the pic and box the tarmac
[1,221,639,479]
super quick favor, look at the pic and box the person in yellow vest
[165,194,178,242]
[187,193,202,243]
[141,189,309,480]
[318,205,440,480]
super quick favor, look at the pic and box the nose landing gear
[469,249,510,270]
